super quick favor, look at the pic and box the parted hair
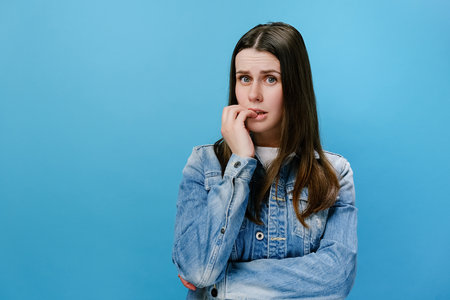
[214,22,340,227]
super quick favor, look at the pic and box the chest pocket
[286,185,329,253]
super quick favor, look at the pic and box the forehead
[235,48,280,71]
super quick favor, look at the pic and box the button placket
[267,180,287,259]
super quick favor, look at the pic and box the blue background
[1,0,449,299]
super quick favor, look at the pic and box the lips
[248,108,267,115]
[248,108,268,121]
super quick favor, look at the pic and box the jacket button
[211,287,218,297]
[256,231,264,240]
[234,161,241,168]
[220,227,225,234]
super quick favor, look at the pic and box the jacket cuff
[223,154,257,181]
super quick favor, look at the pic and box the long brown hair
[214,22,339,228]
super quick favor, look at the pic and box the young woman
[172,22,357,299]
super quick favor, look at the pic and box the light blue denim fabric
[172,144,357,299]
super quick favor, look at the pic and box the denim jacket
[172,145,357,299]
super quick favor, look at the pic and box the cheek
[276,90,284,113]
[235,85,245,104]
[267,90,284,114]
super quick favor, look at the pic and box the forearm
[216,238,356,299]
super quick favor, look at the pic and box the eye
[238,75,251,84]
[266,76,277,84]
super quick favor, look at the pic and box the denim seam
[199,175,235,287]
[193,144,214,151]
[223,177,236,230]
[267,193,271,259]
[323,150,344,158]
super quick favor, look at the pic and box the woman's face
[235,48,283,147]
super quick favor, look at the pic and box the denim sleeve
[215,160,357,300]
[172,147,257,288]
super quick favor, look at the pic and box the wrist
[234,151,254,158]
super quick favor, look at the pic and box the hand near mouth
[221,105,258,158]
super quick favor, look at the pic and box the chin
[248,125,270,133]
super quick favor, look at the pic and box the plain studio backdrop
[1,0,449,299]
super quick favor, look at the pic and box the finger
[183,281,196,291]
[222,105,246,126]
[222,106,242,126]
[178,275,196,291]
[236,109,258,126]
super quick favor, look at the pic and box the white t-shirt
[255,146,279,169]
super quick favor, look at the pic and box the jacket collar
[286,150,320,162]
[254,149,320,166]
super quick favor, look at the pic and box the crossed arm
[173,148,357,299]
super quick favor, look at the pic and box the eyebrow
[236,69,281,75]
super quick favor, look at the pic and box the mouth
[248,108,268,121]
[248,108,267,115]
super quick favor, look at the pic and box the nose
[248,81,263,102]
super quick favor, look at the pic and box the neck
[252,131,281,147]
